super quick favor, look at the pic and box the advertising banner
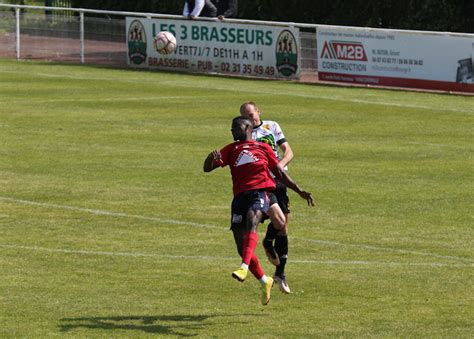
[126,17,300,80]
[317,26,474,92]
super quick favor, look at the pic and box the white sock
[259,275,267,285]
[240,263,249,271]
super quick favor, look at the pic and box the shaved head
[239,101,261,127]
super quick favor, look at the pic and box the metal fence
[0,4,318,76]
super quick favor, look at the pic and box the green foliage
[67,0,473,33]
[69,0,182,14]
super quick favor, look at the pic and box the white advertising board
[317,26,474,93]
[126,17,300,79]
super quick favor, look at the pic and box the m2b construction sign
[126,17,300,80]
[317,25,474,93]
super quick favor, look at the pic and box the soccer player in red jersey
[240,101,294,294]
[203,116,314,305]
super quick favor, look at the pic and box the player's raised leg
[232,208,261,282]
[263,201,286,266]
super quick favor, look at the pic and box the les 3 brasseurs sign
[126,17,300,80]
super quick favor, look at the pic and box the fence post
[15,7,20,60]
[80,11,84,63]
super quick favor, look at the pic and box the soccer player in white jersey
[240,101,294,294]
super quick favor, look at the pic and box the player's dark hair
[232,116,252,127]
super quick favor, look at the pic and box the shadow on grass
[59,314,266,336]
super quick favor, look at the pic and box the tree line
[68,0,473,33]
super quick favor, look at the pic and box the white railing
[0,4,317,72]
[1,4,472,92]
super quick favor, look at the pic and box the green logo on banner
[275,30,298,77]
[128,20,147,65]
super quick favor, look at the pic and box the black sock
[264,222,278,242]
[274,235,288,278]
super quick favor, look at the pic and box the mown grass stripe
[2,196,472,264]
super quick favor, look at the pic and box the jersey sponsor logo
[234,150,259,167]
[320,40,368,61]
[256,135,277,153]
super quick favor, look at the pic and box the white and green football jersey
[252,120,288,167]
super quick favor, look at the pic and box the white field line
[0,69,472,114]
[298,238,474,263]
[0,244,472,268]
[1,196,473,264]
[0,197,220,230]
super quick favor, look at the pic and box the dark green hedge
[70,0,473,33]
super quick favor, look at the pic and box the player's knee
[268,210,283,229]
[276,222,288,236]
[271,214,285,230]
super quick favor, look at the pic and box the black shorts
[273,179,290,214]
[230,189,270,230]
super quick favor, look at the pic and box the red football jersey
[217,140,279,196]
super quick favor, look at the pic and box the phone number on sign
[148,57,276,76]
[220,63,275,76]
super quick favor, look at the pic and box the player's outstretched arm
[279,141,294,168]
[274,164,314,206]
[203,150,223,172]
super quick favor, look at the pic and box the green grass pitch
[0,58,473,337]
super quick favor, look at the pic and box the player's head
[231,116,253,141]
[239,101,261,127]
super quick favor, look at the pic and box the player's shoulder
[261,119,282,130]
[235,140,261,150]
[221,141,239,152]
[261,119,279,126]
